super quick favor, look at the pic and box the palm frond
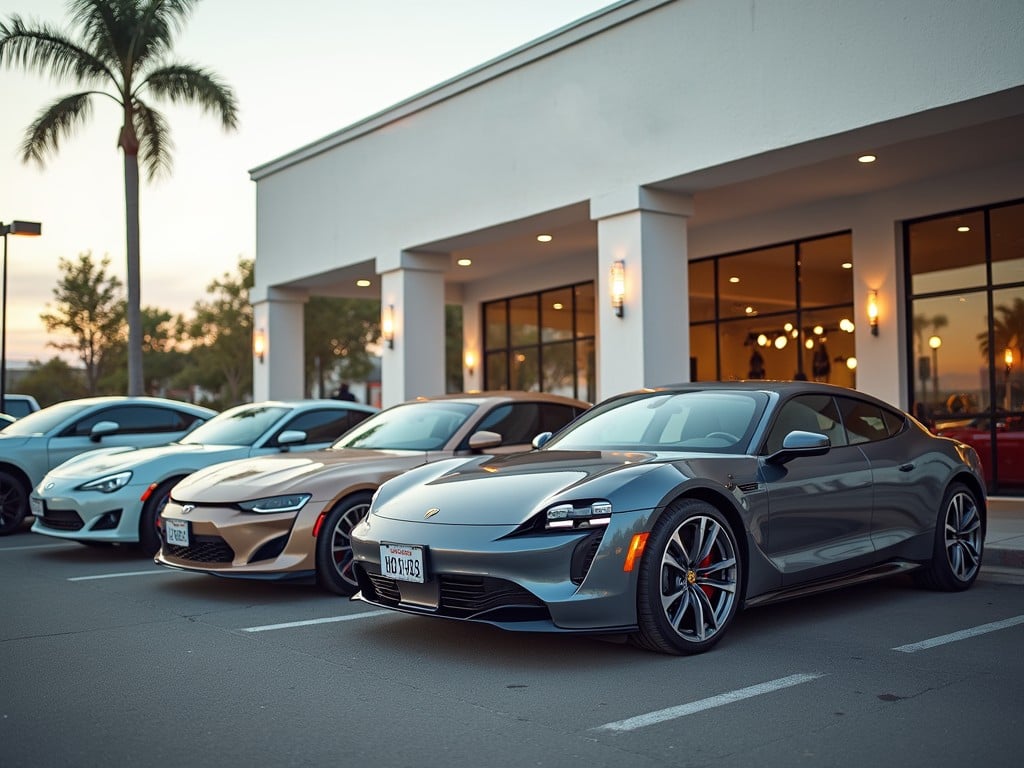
[141,63,238,129]
[20,92,96,165]
[0,15,112,84]
[133,98,174,180]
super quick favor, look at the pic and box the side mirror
[532,431,553,449]
[277,430,307,450]
[468,430,502,452]
[766,430,830,464]
[89,420,119,442]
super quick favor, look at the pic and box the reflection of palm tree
[979,297,1024,363]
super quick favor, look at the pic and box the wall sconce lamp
[610,259,625,318]
[381,304,395,349]
[464,350,476,375]
[253,328,266,363]
[867,290,879,336]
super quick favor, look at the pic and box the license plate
[165,518,190,547]
[380,543,425,583]
[30,497,43,517]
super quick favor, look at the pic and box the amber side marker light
[623,532,649,572]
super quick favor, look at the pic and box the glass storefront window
[991,201,1024,285]
[799,233,854,308]
[907,210,987,294]
[718,244,795,318]
[689,258,715,323]
[483,281,595,401]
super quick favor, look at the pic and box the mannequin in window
[748,349,766,379]
[812,344,831,382]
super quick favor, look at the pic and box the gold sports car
[155,392,589,593]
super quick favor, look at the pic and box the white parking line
[68,569,178,581]
[1,543,78,551]
[892,615,1024,653]
[594,672,824,732]
[241,610,393,633]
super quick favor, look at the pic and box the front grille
[439,575,545,618]
[36,508,84,531]
[164,534,234,563]
[356,564,546,621]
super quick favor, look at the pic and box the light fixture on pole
[381,304,395,349]
[1005,347,1014,411]
[609,260,625,318]
[1,220,42,415]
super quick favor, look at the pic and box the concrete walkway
[986,496,1024,571]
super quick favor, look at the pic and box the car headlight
[237,494,311,514]
[77,471,133,494]
[544,501,612,530]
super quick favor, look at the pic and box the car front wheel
[915,482,983,591]
[0,470,29,536]
[633,499,742,655]
[315,492,373,595]
[139,478,180,555]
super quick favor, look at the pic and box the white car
[0,396,216,535]
[30,400,377,553]
[2,394,41,419]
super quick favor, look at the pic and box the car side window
[882,407,907,437]
[475,403,541,446]
[837,397,891,444]
[270,409,358,446]
[62,405,192,437]
[764,395,846,454]
[538,404,582,434]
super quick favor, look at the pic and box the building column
[377,251,449,407]
[251,287,307,401]
[591,188,694,401]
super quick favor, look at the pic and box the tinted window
[475,404,541,446]
[765,395,846,454]
[3,401,94,436]
[64,405,195,437]
[539,404,583,433]
[272,408,368,445]
[3,399,34,418]
[837,397,891,445]
[335,401,476,451]
[882,408,906,436]
[184,404,289,446]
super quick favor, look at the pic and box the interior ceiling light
[536,234,553,243]
[842,262,853,269]
[457,258,472,266]
[858,154,877,163]
[552,302,564,310]
[957,226,971,233]
[728,276,740,283]
[356,279,371,287]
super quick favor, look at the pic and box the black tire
[632,498,742,655]
[914,482,983,591]
[139,478,180,556]
[0,470,29,536]
[315,491,373,595]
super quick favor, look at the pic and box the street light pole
[0,220,42,415]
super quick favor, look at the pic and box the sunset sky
[0,0,610,366]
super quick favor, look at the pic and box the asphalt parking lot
[2,535,1023,768]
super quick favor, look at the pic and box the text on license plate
[30,497,44,517]
[380,543,425,583]
[165,518,190,547]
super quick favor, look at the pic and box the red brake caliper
[699,553,714,599]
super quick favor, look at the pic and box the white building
[249,0,1024,492]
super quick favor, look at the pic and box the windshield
[181,404,290,446]
[334,401,476,451]
[0,401,93,437]
[546,390,769,453]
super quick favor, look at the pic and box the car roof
[615,380,897,408]
[402,391,590,408]
[52,396,217,415]
[237,399,377,411]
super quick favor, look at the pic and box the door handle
[899,463,915,472]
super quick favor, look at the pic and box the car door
[253,407,371,455]
[45,404,199,471]
[759,394,875,585]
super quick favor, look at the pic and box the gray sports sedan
[351,381,987,655]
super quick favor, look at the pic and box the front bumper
[30,485,148,544]
[350,508,657,633]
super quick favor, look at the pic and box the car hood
[45,442,248,479]
[372,449,660,526]
[171,448,432,503]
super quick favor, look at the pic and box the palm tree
[0,0,237,395]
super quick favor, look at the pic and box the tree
[40,251,124,394]
[0,0,238,397]
[304,297,381,397]
[15,357,88,406]
[99,305,188,395]
[178,258,253,407]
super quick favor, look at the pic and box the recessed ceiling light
[536,234,553,243]
[858,154,876,163]
[552,302,564,310]
[728,276,740,283]
[842,262,853,269]
[745,306,755,315]
[457,258,472,266]
[957,226,970,233]
[356,279,371,287]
